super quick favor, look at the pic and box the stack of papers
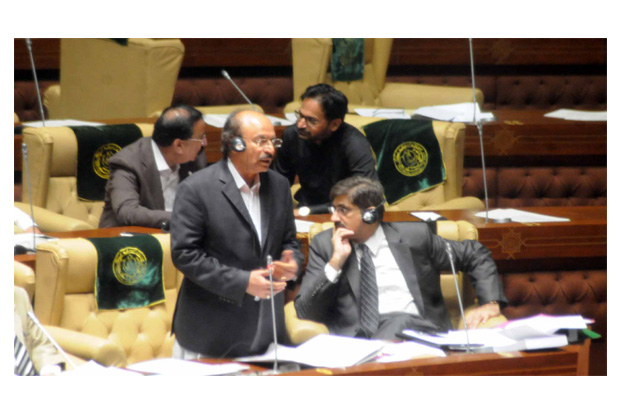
[544,109,607,122]
[22,120,105,128]
[353,108,411,119]
[412,102,495,123]
[402,314,591,353]
[475,208,570,223]
[236,334,387,368]
[126,359,249,376]
[295,219,316,234]
[410,211,443,221]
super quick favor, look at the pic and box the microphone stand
[22,143,36,252]
[266,255,280,374]
[469,38,489,223]
[445,242,473,353]
[221,69,259,112]
[25,38,46,127]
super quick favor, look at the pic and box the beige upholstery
[44,38,184,120]
[14,261,36,302]
[34,233,181,366]
[285,38,483,113]
[21,123,154,229]
[14,201,93,232]
[286,220,505,344]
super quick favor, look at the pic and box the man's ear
[172,138,184,153]
[328,118,342,133]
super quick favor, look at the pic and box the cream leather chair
[34,233,181,366]
[21,123,153,229]
[44,38,184,120]
[14,261,36,302]
[286,220,505,345]
[285,38,483,114]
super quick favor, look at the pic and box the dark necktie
[359,244,379,338]
[14,333,36,376]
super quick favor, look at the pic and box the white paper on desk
[202,114,229,128]
[60,360,143,376]
[22,119,105,128]
[412,103,495,123]
[236,334,387,368]
[410,211,442,221]
[14,233,57,252]
[544,109,607,122]
[500,314,591,339]
[376,341,446,363]
[295,219,315,234]
[475,208,570,223]
[126,358,249,376]
[354,108,411,119]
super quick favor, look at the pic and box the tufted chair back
[44,38,184,120]
[34,234,182,366]
[286,38,482,113]
[21,124,153,229]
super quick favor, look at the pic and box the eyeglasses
[328,205,354,216]
[186,134,207,146]
[252,137,283,149]
[294,110,319,127]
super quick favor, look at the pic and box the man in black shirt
[272,84,378,215]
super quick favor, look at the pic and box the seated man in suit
[272,83,378,215]
[295,176,506,340]
[14,286,66,375]
[170,109,304,359]
[99,105,208,229]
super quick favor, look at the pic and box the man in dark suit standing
[99,105,208,228]
[170,110,304,359]
[295,176,506,340]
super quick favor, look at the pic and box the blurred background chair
[34,233,181,366]
[285,38,482,114]
[44,38,184,120]
[285,220,505,345]
[21,123,153,229]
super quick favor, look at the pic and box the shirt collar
[363,224,385,256]
[227,158,260,191]
[151,138,179,174]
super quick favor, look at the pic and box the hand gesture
[272,250,298,281]
[246,268,286,299]
[328,226,354,271]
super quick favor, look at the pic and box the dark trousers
[365,312,442,341]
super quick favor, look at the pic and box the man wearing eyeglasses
[295,176,505,340]
[169,109,304,359]
[272,84,378,216]
[99,105,208,228]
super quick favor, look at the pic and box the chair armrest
[386,196,485,212]
[14,261,35,300]
[285,301,329,345]
[45,325,127,368]
[380,82,484,108]
[14,202,94,232]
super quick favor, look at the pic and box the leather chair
[14,202,93,232]
[285,220,506,344]
[21,123,154,229]
[14,261,36,302]
[34,233,181,366]
[44,38,184,120]
[285,38,483,114]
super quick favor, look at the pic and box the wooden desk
[464,109,606,167]
[14,226,162,270]
[279,340,591,376]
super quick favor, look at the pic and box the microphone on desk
[25,38,46,127]
[22,143,37,253]
[266,255,280,374]
[27,311,76,370]
[221,69,259,112]
[445,241,473,353]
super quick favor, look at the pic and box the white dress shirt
[151,139,179,212]
[325,224,419,316]
[14,206,36,230]
[227,158,262,243]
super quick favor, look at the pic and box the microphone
[160,220,170,233]
[24,38,46,127]
[22,143,37,253]
[221,69,259,112]
[27,311,76,370]
[266,255,280,374]
[445,241,473,352]
[468,39,490,223]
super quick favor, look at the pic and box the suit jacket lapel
[141,138,165,210]
[218,160,258,239]
[383,223,426,315]
[259,173,271,250]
